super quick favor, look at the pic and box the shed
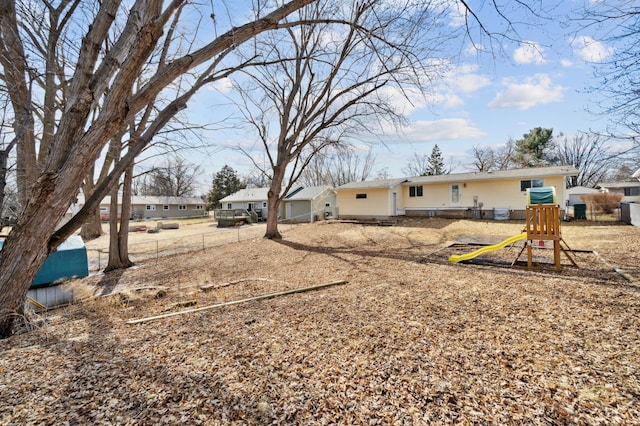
[282,186,336,222]
[566,186,600,206]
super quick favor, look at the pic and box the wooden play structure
[515,187,577,270]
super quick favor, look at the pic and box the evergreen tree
[426,144,447,175]
[207,165,246,210]
[513,127,553,167]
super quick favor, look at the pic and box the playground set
[449,187,577,270]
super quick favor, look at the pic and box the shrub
[580,192,623,214]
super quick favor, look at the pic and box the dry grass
[1,218,639,425]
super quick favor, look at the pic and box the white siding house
[335,178,407,220]
[597,181,640,203]
[219,188,270,221]
[402,166,578,220]
[335,166,579,220]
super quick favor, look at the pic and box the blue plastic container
[0,235,89,288]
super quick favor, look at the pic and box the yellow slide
[448,232,527,263]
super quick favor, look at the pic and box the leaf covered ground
[1,218,639,425]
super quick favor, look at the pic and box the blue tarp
[527,186,557,205]
[0,235,88,288]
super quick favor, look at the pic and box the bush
[580,192,623,214]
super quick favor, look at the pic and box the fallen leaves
[1,218,639,424]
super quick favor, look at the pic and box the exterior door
[450,184,461,205]
[392,192,397,216]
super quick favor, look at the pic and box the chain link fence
[566,202,622,222]
[87,223,295,272]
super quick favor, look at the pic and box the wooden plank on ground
[127,280,348,325]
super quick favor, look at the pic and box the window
[451,184,460,204]
[227,203,232,209]
[163,205,170,210]
[355,193,367,199]
[99,207,108,212]
[624,187,640,196]
[146,205,156,211]
[178,205,187,210]
[409,185,423,197]
[325,203,331,207]
[520,179,544,192]
[263,202,267,208]
[195,205,204,210]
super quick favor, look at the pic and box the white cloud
[380,63,490,115]
[488,74,565,110]
[572,36,614,63]
[211,77,233,93]
[560,59,573,68]
[465,43,486,56]
[445,64,492,93]
[401,118,487,142]
[380,86,431,116]
[513,42,547,64]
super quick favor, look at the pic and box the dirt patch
[1,218,639,424]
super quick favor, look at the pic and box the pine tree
[207,165,246,210]
[513,127,553,167]
[426,144,447,175]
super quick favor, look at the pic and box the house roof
[285,185,334,201]
[566,186,600,195]
[336,178,407,190]
[406,165,579,185]
[597,181,640,189]
[219,188,270,203]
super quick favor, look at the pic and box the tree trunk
[0,0,37,209]
[79,170,103,240]
[79,208,103,241]
[105,164,134,271]
[0,173,69,337]
[0,148,11,217]
[0,0,317,339]
[264,170,285,239]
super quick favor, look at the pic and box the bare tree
[0,0,316,337]
[550,132,635,188]
[136,155,201,196]
[234,0,449,238]
[575,1,640,138]
[300,145,376,187]
[402,152,430,177]
[469,145,495,172]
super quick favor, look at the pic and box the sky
[166,0,628,193]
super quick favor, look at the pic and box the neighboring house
[335,178,407,220]
[596,181,640,203]
[130,196,207,220]
[336,166,579,220]
[566,186,601,205]
[282,186,337,223]
[66,194,208,221]
[219,188,270,221]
